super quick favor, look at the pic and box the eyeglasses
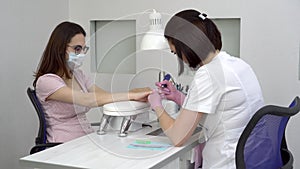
[68,45,89,55]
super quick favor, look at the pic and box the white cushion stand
[97,101,150,137]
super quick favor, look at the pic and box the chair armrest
[30,142,62,154]
[280,148,294,169]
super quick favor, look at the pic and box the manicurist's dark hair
[164,9,222,74]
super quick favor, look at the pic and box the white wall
[70,0,300,168]
[0,0,69,168]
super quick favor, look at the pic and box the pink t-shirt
[35,69,94,142]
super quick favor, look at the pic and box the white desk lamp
[140,9,168,50]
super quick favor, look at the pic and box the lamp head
[140,9,168,50]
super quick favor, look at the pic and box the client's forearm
[95,92,130,106]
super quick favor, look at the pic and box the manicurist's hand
[155,81,186,106]
[147,89,163,110]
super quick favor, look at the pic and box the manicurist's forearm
[154,106,175,131]
[153,107,202,147]
[153,106,185,146]
[155,109,182,146]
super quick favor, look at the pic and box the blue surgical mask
[67,52,85,70]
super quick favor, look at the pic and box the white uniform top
[182,51,264,169]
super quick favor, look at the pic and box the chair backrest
[236,96,300,169]
[27,87,47,146]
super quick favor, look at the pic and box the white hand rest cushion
[103,101,150,116]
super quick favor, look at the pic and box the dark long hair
[33,21,86,87]
[164,9,222,75]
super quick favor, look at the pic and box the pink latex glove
[147,90,163,110]
[155,80,186,106]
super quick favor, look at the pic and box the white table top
[20,122,201,169]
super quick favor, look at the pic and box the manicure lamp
[140,9,168,50]
[140,9,169,83]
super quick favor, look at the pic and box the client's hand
[155,81,186,106]
[148,90,163,110]
[129,87,152,102]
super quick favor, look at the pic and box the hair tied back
[199,13,207,20]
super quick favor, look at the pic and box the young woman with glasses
[33,21,151,143]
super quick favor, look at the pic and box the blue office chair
[27,87,61,154]
[235,96,300,169]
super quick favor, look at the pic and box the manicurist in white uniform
[147,9,264,169]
